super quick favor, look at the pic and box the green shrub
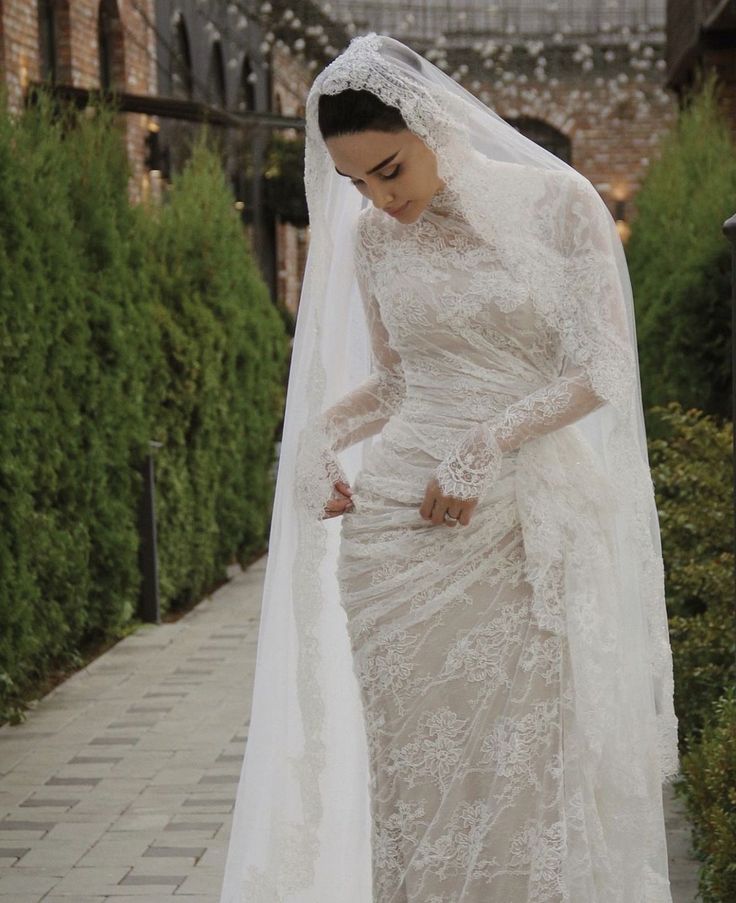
[144,131,288,606]
[627,69,736,431]
[647,400,735,895]
[0,91,101,717]
[668,605,735,749]
[647,402,734,746]
[0,90,289,722]
[679,688,736,903]
[648,402,732,620]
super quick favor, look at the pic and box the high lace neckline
[420,182,466,223]
[365,182,466,228]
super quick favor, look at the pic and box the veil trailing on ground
[219,32,679,903]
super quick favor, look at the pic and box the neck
[425,181,460,218]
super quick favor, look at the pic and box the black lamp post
[138,439,163,624]
[722,212,736,602]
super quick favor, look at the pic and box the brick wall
[470,68,679,228]
[0,0,158,204]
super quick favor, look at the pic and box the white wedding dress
[327,182,673,902]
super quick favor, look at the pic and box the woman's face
[325,128,445,223]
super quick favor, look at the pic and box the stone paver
[0,554,701,901]
[0,558,261,902]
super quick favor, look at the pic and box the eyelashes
[351,165,401,187]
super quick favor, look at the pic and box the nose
[370,186,395,211]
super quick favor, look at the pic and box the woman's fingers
[419,476,442,520]
[321,483,354,519]
[420,476,477,526]
[333,479,353,499]
[444,504,463,527]
[430,497,449,525]
[457,506,472,526]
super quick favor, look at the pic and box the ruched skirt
[336,434,573,903]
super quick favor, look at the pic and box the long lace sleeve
[316,283,405,455]
[435,176,636,502]
[311,243,405,490]
[434,360,606,500]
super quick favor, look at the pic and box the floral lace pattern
[327,178,676,901]
[225,32,678,903]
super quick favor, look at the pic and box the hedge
[649,402,735,899]
[0,90,289,722]
[626,69,736,432]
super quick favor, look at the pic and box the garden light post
[723,212,736,601]
[138,439,163,624]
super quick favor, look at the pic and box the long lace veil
[219,32,679,903]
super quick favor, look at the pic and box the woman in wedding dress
[218,33,679,903]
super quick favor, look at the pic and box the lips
[386,201,409,216]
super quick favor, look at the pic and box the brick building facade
[0,0,314,312]
[2,2,732,315]
[0,1,158,204]
[476,62,679,233]
[666,0,736,139]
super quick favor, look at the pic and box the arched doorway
[506,116,572,164]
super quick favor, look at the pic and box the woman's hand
[317,447,354,519]
[419,476,478,526]
[322,478,354,519]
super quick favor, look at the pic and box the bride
[219,33,679,903]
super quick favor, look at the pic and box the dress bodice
[354,183,564,431]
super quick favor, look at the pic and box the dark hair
[318,89,408,141]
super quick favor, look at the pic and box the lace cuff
[435,423,503,501]
[434,369,607,503]
[319,444,349,488]
[295,422,351,516]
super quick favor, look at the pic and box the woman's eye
[350,165,401,187]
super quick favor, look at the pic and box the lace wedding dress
[323,182,673,902]
[218,34,678,903]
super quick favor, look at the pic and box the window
[98,0,124,92]
[38,0,57,83]
[171,12,193,100]
[237,55,256,112]
[207,39,227,107]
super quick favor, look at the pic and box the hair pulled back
[317,88,408,141]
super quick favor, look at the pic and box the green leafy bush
[648,402,734,745]
[647,400,735,897]
[648,402,732,621]
[679,689,736,903]
[144,132,288,605]
[263,132,308,226]
[0,90,289,723]
[627,70,736,430]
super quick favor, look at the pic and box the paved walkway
[0,554,701,901]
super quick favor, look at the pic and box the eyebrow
[335,150,400,179]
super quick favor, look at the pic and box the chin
[389,200,421,222]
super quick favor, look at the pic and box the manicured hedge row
[627,69,736,899]
[626,70,736,433]
[0,92,289,722]
[649,402,735,901]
